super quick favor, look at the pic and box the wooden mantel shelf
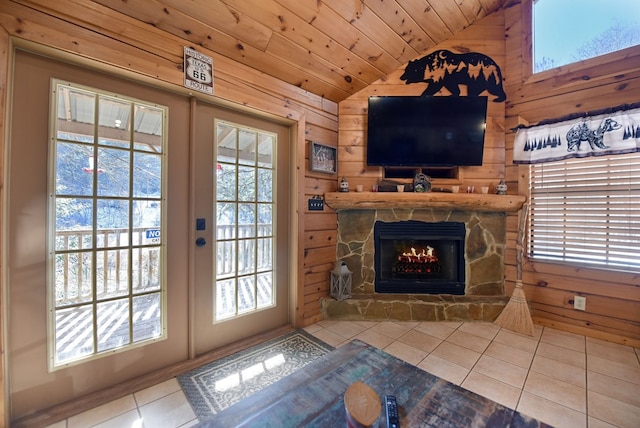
[324,192,527,212]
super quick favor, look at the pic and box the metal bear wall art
[400,49,506,102]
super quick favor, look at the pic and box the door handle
[195,237,207,247]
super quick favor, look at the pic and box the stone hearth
[320,192,527,322]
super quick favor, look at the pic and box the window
[528,152,640,271]
[214,121,276,321]
[533,0,640,73]
[49,80,167,368]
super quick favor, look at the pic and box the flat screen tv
[366,96,488,167]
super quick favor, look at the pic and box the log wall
[503,0,640,345]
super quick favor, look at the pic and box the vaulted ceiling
[93,0,506,102]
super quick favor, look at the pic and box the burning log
[397,246,438,264]
[395,246,440,274]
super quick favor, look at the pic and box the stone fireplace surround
[321,192,526,322]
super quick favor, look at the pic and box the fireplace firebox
[374,220,465,295]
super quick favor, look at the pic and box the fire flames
[398,246,438,264]
[395,246,440,274]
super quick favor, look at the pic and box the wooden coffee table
[197,339,550,427]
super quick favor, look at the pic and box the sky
[533,0,640,66]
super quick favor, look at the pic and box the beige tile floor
[46,321,640,428]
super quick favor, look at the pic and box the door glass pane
[237,275,256,314]
[238,166,256,201]
[216,278,236,320]
[257,204,272,237]
[238,129,257,166]
[214,121,276,321]
[133,293,162,341]
[96,299,130,352]
[133,152,162,198]
[55,198,93,250]
[55,305,94,363]
[50,80,167,367]
[216,164,237,201]
[55,252,93,305]
[98,95,131,149]
[96,249,129,299]
[257,133,274,168]
[257,169,273,202]
[97,147,130,197]
[216,240,236,278]
[56,142,94,196]
[134,105,164,152]
[238,203,256,238]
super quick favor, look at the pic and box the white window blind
[529,152,640,271]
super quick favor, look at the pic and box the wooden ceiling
[92,0,506,103]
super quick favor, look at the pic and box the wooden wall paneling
[215,0,385,85]
[305,125,337,144]
[337,146,365,164]
[510,48,640,102]
[428,0,473,34]
[321,0,420,64]
[338,99,368,115]
[107,0,274,50]
[304,230,337,250]
[523,265,640,302]
[507,74,640,124]
[303,246,336,270]
[525,282,639,322]
[3,0,325,125]
[87,0,351,101]
[458,0,486,22]
[303,259,335,323]
[265,34,366,94]
[396,0,453,42]
[300,212,336,231]
[273,0,402,73]
[304,175,338,195]
[20,0,189,58]
[337,114,367,131]
[362,0,436,52]
[530,301,640,343]
[0,16,9,428]
[15,0,507,104]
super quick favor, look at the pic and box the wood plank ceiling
[82,0,506,103]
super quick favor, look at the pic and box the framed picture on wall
[310,142,337,174]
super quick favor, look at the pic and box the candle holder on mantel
[330,261,352,301]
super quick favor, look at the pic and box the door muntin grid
[48,80,167,369]
[214,121,275,321]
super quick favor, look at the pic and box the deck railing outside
[54,224,273,361]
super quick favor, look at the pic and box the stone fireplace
[321,192,527,322]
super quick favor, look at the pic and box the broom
[494,203,535,336]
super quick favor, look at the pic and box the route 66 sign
[184,47,213,95]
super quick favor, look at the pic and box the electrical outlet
[573,295,586,311]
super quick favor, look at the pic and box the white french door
[6,50,191,418]
[192,101,291,354]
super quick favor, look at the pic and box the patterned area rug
[178,329,334,420]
